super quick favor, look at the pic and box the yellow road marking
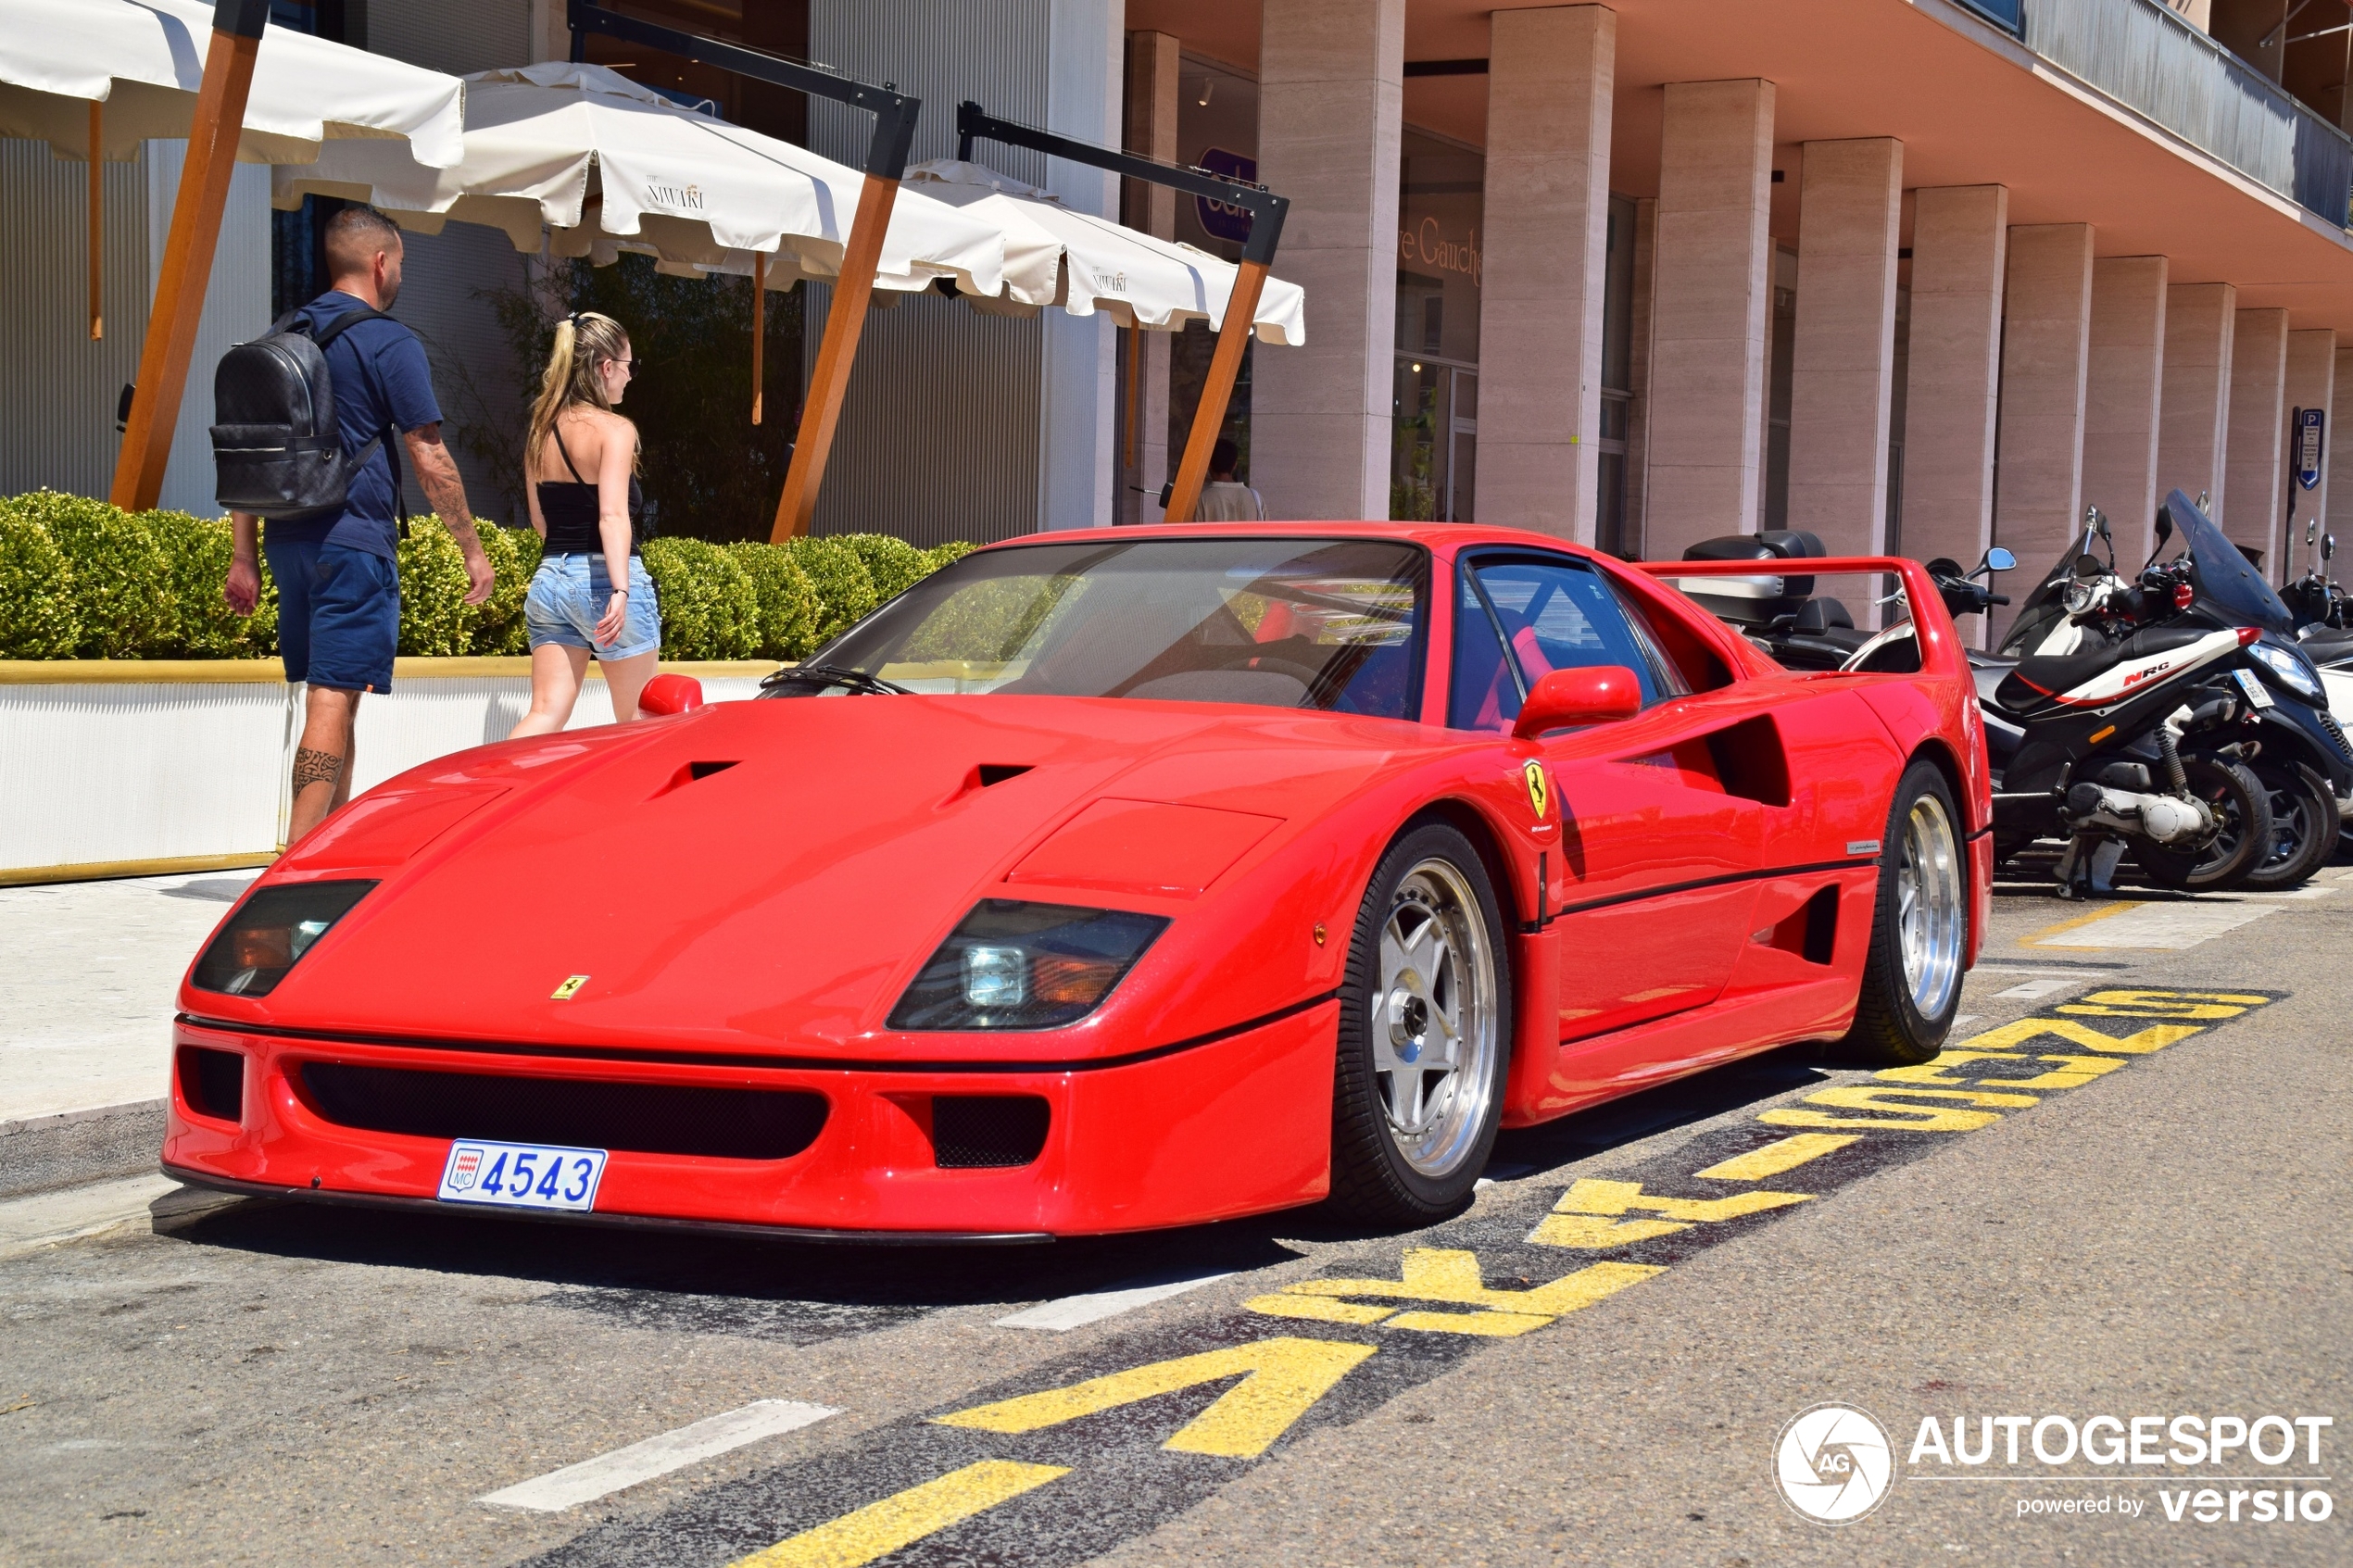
[933,1337,1376,1459]
[2020,904,2133,947]
[1760,1085,2040,1132]
[2056,988,2270,1020]
[727,1461,1068,1568]
[1953,1017,2202,1056]
[1693,1134,1860,1182]
[1248,1248,1662,1335]
[1527,1179,1813,1248]
[1876,1049,2126,1090]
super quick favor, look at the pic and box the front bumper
[161,1003,1339,1238]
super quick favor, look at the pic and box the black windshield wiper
[760,662,914,696]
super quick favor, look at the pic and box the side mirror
[1984,546,2017,571]
[637,673,705,717]
[1513,666,1642,738]
[2326,533,2337,564]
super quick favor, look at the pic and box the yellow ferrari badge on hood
[1522,760,1550,820]
[551,975,589,1000]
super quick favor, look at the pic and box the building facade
[6,0,2353,600]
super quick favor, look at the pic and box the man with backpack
[221,206,493,843]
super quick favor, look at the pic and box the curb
[0,1101,167,1201]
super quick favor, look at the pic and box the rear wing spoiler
[1631,556,1970,682]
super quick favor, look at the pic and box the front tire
[1327,823,1511,1227]
[1839,760,1969,1067]
[2239,760,2337,891]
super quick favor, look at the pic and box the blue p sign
[2295,406,2324,491]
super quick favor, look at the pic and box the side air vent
[1758,884,1840,965]
[298,1063,826,1160]
[931,1095,1051,1168]
[976,763,1033,787]
[652,760,740,798]
[1705,715,1793,808]
[178,1046,245,1123]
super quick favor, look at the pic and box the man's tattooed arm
[293,747,344,791]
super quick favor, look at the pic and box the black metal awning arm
[954,101,1289,267]
[566,0,919,179]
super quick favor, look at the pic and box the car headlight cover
[2250,640,2326,702]
[192,880,377,997]
[889,900,1169,1031]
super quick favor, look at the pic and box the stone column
[1124,30,1180,522]
[1899,186,2007,628]
[1252,0,1405,520]
[1477,5,1616,542]
[2223,307,2288,571]
[2080,257,2168,566]
[1991,223,2094,646]
[2157,282,2236,516]
[1038,0,1123,530]
[1623,196,1657,557]
[1645,79,1775,559]
[2331,345,2353,550]
[1784,138,1902,558]
[2283,328,2337,573]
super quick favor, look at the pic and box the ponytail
[526,310,632,469]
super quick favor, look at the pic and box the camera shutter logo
[1775,1403,1894,1524]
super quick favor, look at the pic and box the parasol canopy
[271,62,1006,298]
[0,0,466,166]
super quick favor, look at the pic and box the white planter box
[0,659,774,884]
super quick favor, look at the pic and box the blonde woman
[510,311,661,736]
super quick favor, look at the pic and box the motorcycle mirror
[2309,519,2321,546]
[1984,546,2016,571]
[2327,533,2338,563]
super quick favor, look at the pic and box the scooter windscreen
[1997,543,2109,656]
[2156,489,2296,636]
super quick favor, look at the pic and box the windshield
[763,537,1428,719]
[2158,489,2294,634]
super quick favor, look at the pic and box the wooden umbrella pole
[770,170,899,542]
[109,4,267,512]
[87,101,103,340]
[750,249,765,426]
[1164,257,1267,523]
[1124,320,1139,473]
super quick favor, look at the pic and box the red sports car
[163,524,1989,1239]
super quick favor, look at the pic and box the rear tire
[1326,823,1511,1228]
[1839,760,1969,1067]
[2129,758,2272,891]
[2239,760,2337,891]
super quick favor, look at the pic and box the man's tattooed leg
[293,746,344,791]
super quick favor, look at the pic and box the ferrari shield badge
[1522,760,1551,820]
[551,974,589,1000]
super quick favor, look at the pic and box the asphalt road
[3,865,2347,1567]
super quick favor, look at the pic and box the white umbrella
[890,159,1307,345]
[0,0,466,167]
[271,62,1005,298]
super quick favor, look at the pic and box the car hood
[220,696,1415,1054]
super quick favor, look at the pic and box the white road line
[1994,977,2082,999]
[993,1273,1235,1332]
[1951,1015,1980,1030]
[477,1400,838,1512]
[2033,901,2282,950]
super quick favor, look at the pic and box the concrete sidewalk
[0,870,258,1194]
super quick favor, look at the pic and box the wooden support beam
[1164,259,1269,523]
[751,249,766,426]
[88,102,103,341]
[109,6,268,512]
[770,171,900,541]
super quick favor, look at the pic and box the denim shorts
[264,536,399,693]
[525,553,661,659]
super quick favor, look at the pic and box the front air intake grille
[178,1047,245,1123]
[2318,709,2352,764]
[298,1062,826,1160]
[931,1095,1051,1168]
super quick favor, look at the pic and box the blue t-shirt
[267,291,442,559]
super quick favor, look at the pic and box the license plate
[2233,668,2276,709]
[437,1139,606,1211]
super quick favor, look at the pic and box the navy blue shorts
[265,537,400,693]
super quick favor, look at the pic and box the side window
[1450,558,1665,734]
[1448,568,1517,731]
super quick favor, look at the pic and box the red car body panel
[164,524,1990,1237]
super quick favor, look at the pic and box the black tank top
[537,420,645,556]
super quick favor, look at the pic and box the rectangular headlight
[889,900,1169,1031]
[191,881,377,997]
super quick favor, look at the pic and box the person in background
[1192,437,1264,521]
[510,310,661,737]
[224,206,493,844]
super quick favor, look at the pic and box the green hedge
[0,489,973,662]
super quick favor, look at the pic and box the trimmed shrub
[13,489,176,658]
[144,508,277,658]
[837,533,929,606]
[0,505,79,658]
[470,521,541,656]
[642,536,758,659]
[725,541,820,659]
[395,514,478,657]
[783,536,876,649]
[924,541,978,573]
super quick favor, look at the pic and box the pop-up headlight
[191,881,377,997]
[889,900,1169,1031]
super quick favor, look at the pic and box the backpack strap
[308,305,412,534]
